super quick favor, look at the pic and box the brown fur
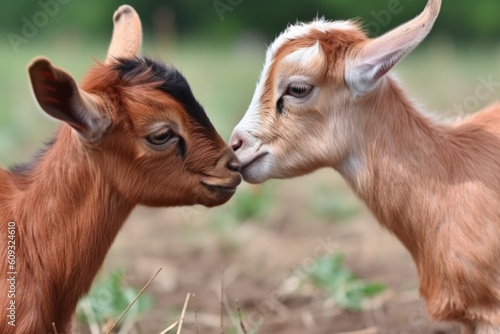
[0,60,240,334]
[0,9,240,334]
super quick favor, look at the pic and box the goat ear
[28,57,110,142]
[346,0,441,96]
[106,5,142,64]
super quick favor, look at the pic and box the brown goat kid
[230,0,500,333]
[0,5,240,333]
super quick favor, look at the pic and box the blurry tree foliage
[1,0,499,44]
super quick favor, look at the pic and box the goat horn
[106,5,142,64]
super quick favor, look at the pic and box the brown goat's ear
[106,5,142,64]
[28,57,110,143]
[346,0,441,96]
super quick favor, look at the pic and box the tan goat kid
[0,5,241,333]
[230,0,500,333]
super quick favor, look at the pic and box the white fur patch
[283,41,322,65]
[261,19,356,90]
[269,19,356,58]
[243,19,357,126]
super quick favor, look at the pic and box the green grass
[304,254,386,311]
[76,269,153,331]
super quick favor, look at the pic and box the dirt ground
[81,169,462,334]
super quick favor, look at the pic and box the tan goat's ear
[346,0,441,96]
[28,57,110,142]
[106,5,142,64]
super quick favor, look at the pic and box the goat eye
[286,83,313,98]
[146,129,175,147]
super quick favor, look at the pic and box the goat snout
[229,130,262,167]
[217,148,241,173]
[200,148,242,202]
[230,130,244,152]
[230,128,260,154]
[226,156,241,173]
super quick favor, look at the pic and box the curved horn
[106,5,142,64]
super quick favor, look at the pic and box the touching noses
[229,129,246,152]
[226,155,241,173]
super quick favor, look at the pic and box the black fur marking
[277,97,284,114]
[8,163,34,176]
[177,138,186,158]
[114,57,215,132]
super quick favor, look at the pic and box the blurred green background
[1,1,499,332]
[2,0,500,41]
[0,0,499,165]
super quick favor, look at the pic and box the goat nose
[226,157,241,173]
[230,133,243,152]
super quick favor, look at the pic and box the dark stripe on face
[114,57,215,132]
[177,138,186,158]
[277,97,284,114]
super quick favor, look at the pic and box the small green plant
[76,269,153,330]
[305,254,385,311]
